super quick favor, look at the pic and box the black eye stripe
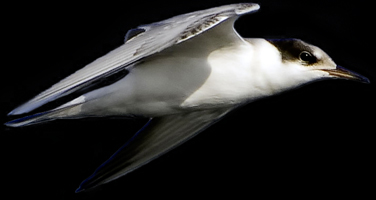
[267,39,318,65]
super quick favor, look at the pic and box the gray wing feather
[9,3,259,115]
[75,107,234,192]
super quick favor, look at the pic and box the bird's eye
[299,51,315,63]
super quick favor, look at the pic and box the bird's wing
[9,3,259,115]
[75,107,234,192]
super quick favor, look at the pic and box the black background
[1,0,375,199]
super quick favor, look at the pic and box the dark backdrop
[2,0,374,199]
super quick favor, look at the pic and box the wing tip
[75,186,85,193]
[7,99,46,116]
[7,107,25,116]
[74,119,153,192]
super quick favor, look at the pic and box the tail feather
[5,104,83,127]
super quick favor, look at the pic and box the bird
[5,3,369,192]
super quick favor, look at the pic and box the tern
[5,3,369,192]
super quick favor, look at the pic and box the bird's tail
[5,104,83,127]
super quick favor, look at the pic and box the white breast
[181,42,254,108]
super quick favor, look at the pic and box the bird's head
[259,38,369,93]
